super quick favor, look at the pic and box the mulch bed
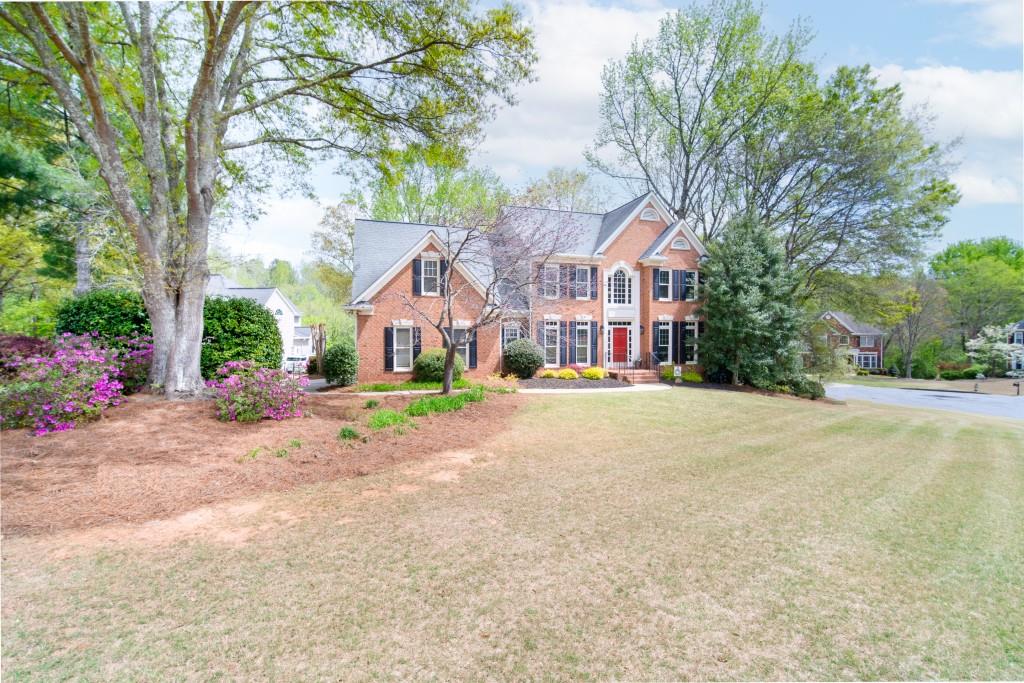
[0,392,523,536]
[518,377,630,389]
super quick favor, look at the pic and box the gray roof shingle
[595,194,649,253]
[823,311,885,336]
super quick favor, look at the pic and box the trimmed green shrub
[786,375,826,400]
[412,348,463,383]
[539,369,557,378]
[557,368,579,380]
[581,367,606,380]
[681,371,703,383]
[55,289,151,341]
[306,355,319,374]
[503,338,544,379]
[201,297,283,379]
[322,339,358,386]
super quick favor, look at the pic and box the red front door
[611,327,628,363]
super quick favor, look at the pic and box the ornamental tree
[0,2,534,396]
[966,324,1022,376]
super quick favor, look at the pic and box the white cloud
[931,0,1023,47]
[473,0,667,185]
[873,64,1023,141]
[216,197,323,265]
[874,63,1022,206]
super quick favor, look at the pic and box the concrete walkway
[826,382,1023,420]
[519,383,670,395]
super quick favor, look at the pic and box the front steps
[609,369,662,385]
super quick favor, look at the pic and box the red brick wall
[355,248,501,383]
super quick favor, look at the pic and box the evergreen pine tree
[700,215,802,387]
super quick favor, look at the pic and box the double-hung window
[541,264,559,299]
[543,321,559,367]
[655,322,671,363]
[502,322,523,349]
[421,258,439,296]
[656,269,670,300]
[1014,331,1023,344]
[575,266,590,299]
[685,271,698,301]
[452,328,470,366]
[838,334,849,346]
[575,323,590,366]
[684,321,699,363]
[394,327,413,371]
[860,335,875,347]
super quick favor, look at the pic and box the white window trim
[857,353,879,369]
[656,321,672,365]
[656,269,671,301]
[640,207,659,221]
[421,257,440,296]
[393,326,413,371]
[685,271,698,302]
[452,327,471,366]
[608,269,632,305]
[574,322,591,366]
[671,237,690,250]
[502,322,524,349]
[541,264,559,300]
[684,321,699,364]
[543,320,560,368]
[838,335,850,346]
[575,265,591,300]
[605,321,633,365]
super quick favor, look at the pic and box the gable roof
[206,274,301,316]
[594,195,651,253]
[349,221,492,303]
[638,220,708,260]
[820,311,885,336]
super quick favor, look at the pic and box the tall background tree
[931,237,1024,342]
[0,1,534,395]
[588,0,957,291]
[878,271,948,379]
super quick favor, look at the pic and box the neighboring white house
[206,274,309,368]
[1010,320,1024,372]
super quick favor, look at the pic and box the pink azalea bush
[0,333,153,436]
[206,360,307,423]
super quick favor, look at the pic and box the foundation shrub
[206,360,307,423]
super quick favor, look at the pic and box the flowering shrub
[0,333,151,436]
[206,360,307,423]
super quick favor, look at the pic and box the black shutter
[559,320,567,366]
[568,321,577,365]
[384,327,394,371]
[439,259,448,296]
[652,268,660,299]
[412,259,422,295]
[560,264,570,298]
[412,327,422,361]
[671,270,679,301]
[590,267,598,300]
[469,332,477,369]
[590,321,598,364]
[652,322,659,356]
[672,321,681,364]
[681,270,689,301]
[698,320,705,337]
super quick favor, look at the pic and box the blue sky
[221,0,1023,263]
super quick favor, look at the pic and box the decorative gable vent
[640,207,659,221]
[670,237,689,250]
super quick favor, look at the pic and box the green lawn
[3,390,1022,680]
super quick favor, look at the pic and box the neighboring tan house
[206,274,307,367]
[344,193,708,384]
[1009,320,1024,372]
[819,311,886,371]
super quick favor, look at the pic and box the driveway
[826,383,1024,420]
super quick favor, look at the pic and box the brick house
[345,193,708,384]
[818,311,886,371]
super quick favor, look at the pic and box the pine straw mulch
[1,391,523,537]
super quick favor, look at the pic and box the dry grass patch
[2,389,1022,680]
